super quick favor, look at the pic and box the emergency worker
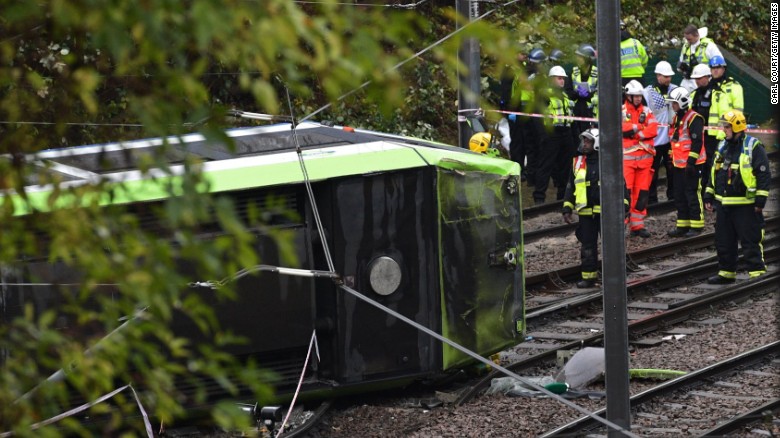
[622,80,658,238]
[501,48,548,184]
[566,43,598,140]
[700,56,745,193]
[468,132,502,158]
[549,48,565,63]
[532,65,574,205]
[562,130,614,288]
[619,20,648,86]
[689,63,719,191]
[709,56,743,111]
[665,87,706,237]
[643,61,678,204]
[704,110,771,284]
[677,25,723,92]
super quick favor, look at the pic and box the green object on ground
[544,382,570,394]
[629,368,687,380]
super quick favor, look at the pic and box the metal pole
[596,0,632,435]
[457,0,480,148]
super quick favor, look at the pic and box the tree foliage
[0,0,770,434]
[0,1,520,435]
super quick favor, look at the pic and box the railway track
[541,341,780,437]
[454,248,780,405]
[525,214,779,308]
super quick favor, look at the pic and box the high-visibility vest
[670,110,706,168]
[681,37,715,66]
[545,89,572,128]
[572,66,599,116]
[620,38,647,78]
[709,135,767,205]
[571,155,599,215]
[708,77,745,139]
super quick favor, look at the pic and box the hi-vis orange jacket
[621,102,658,156]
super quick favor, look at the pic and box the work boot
[707,275,735,285]
[631,228,651,238]
[576,279,595,289]
[667,228,689,238]
[684,229,703,238]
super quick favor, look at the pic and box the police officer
[563,129,621,288]
[665,87,706,238]
[619,20,648,86]
[500,48,548,184]
[643,61,678,204]
[704,110,772,284]
[533,65,574,205]
[709,56,744,116]
[566,43,598,140]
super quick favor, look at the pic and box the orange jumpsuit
[622,100,658,232]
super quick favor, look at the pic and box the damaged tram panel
[0,122,525,406]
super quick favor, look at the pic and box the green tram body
[1,122,525,403]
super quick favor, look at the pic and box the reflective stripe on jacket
[572,155,599,214]
[671,109,706,168]
[622,103,658,155]
[620,38,647,77]
[545,89,573,128]
[572,66,599,116]
[708,136,767,205]
[682,37,714,66]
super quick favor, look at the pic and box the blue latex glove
[508,114,517,122]
[576,84,590,98]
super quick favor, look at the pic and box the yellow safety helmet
[720,110,747,133]
[469,132,492,154]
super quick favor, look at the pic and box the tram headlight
[368,256,402,296]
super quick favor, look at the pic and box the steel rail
[455,269,780,405]
[526,241,780,321]
[540,341,780,437]
[698,398,780,437]
[525,214,780,293]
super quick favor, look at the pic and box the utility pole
[457,0,480,149]
[596,0,632,436]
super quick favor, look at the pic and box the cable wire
[300,0,523,123]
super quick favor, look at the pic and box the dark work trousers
[508,118,526,172]
[714,204,766,274]
[671,166,703,229]
[533,126,574,203]
[522,119,539,185]
[701,135,721,193]
[649,142,673,203]
[575,213,601,276]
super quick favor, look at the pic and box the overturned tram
[1,122,525,405]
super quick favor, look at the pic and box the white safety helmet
[548,65,567,77]
[579,128,600,152]
[665,87,691,110]
[690,63,711,79]
[623,79,644,95]
[654,61,675,76]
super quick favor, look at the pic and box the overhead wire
[300,0,523,123]
[5,4,637,435]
